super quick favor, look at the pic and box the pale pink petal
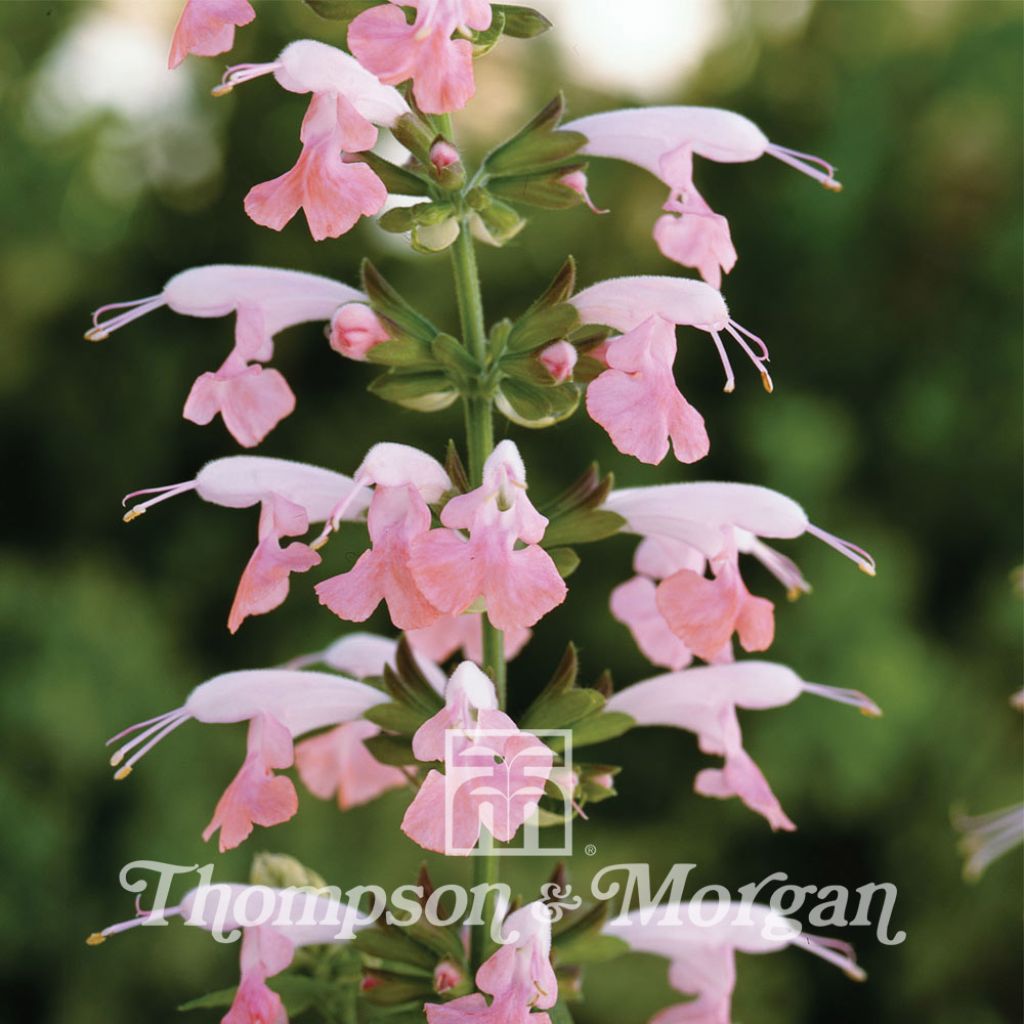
[295,720,407,809]
[654,199,737,290]
[184,358,296,448]
[424,993,492,1023]
[483,541,567,632]
[735,591,775,652]
[168,0,255,70]
[656,568,741,661]
[228,535,321,634]
[408,614,532,664]
[316,486,442,630]
[202,714,298,852]
[409,529,485,617]
[355,442,452,501]
[571,277,729,334]
[696,748,795,832]
[610,576,693,671]
[400,768,481,854]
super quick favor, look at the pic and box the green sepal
[492,3,553,37]
[570,711,635,749]
[362,732,415,767]
[496,378,579,427]
[489,164,588,210]
[365,335,436,369]
[405,915,467,964]
[488,318,513,362]
[361,260,439,345]
[364,701,430,737]
[431,333,480,381]
[354,150,432,196]
[444,440,471,494]
[572,354,606,385]
[472,199,525,246]
[542,509,625,548]
[391,111,438,164]
[368,370,458,412]
[470,10,505,55]
[385,640,445,715]
[485,93,587,177]
[507,303,580,354]
[353,924,437,972]
[524,689,604,730]
[548,546,580,578]
[360,969,435,1006]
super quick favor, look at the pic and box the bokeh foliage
[0,2,1020,1023]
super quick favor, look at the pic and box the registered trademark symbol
[584,844,597,856]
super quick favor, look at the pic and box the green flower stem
[448,177,506,976]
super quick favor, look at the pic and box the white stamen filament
[798,932,866,981]
[802,681,881,717]
[108,710,190,778]
[806,523,876,576]
[212,61,281,97]
[747,538,811,599]
[311,475,370,551]
[709,330,736,393]
[85,295,165,342]
[87,905,182,945]
[121,480,197,522]
[724,321,773,393]
[766,144,843,192]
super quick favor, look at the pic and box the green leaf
[570,711,636,748]
[363,733,415,767]
[486,94,587,176]
[368,370,457,412]
[492,3,553,37]
[542,508,625,548]
[548,546,580,578]
[304,0,380,24]
[178,987,236,1012]
[361,260,439,344]
[496,379,580,428]
[548,998,577,1024]
[394,637,446,713]
[364,702,429,736]
[431,333,480,380]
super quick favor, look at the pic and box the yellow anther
[723,381,736,394]
[823,179,844,194]
[211,83,233,98]
[122,507,144,523]
[760,370,774,394]
[114,765,133,781]
[109,750,124,767]
[84,328,108,343]
[86,932,106,946]
[786,587,802,603]
[858,563,876,577]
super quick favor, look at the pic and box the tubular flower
[564,107,842,287]
[286,631,447,810]
[105,668,387,851]
[604,481,874,662]
[349,0,493,115]
[90,884,358,1024]
[168,0,255,70]
[608,661,880,830]
[603,900,865,1024]
[85,265,363,446]
[120,456,370,633]
[407,614,533,666]
[213,41,410,240]
[315,443,452,631]
[426,902,557,1022]
[571,276,769,465]
[401,662,554,854]
[410,440,567,631]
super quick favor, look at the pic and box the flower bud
[433,959,468,995]
[329,303,390,361]
[249,852,327,889]
[538,340,578,384]
[429,140,459,172]
[560,169,607,213]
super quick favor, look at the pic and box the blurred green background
[1,1,1021,1022]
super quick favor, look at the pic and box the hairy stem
[449,211,506,975]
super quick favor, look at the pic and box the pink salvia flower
[349,0,493,115]
[105,668,386,850]
[287,631,446,809]
[213,41,409,240]
[121,456,370,633]
[86,265,363,446]
[407,614,533,665]
[608,661,880,829]
[604,481,874,661]
[329,303,391,360]
[316,443,451,630]
[564,107,842,286]
[401,662,555,854]
[537,340,578,384]
[168,0,255,70]
[426,902,557,1022]
[410,440,567,631]
[91,884,360,1024]
[603,900,865,1024]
